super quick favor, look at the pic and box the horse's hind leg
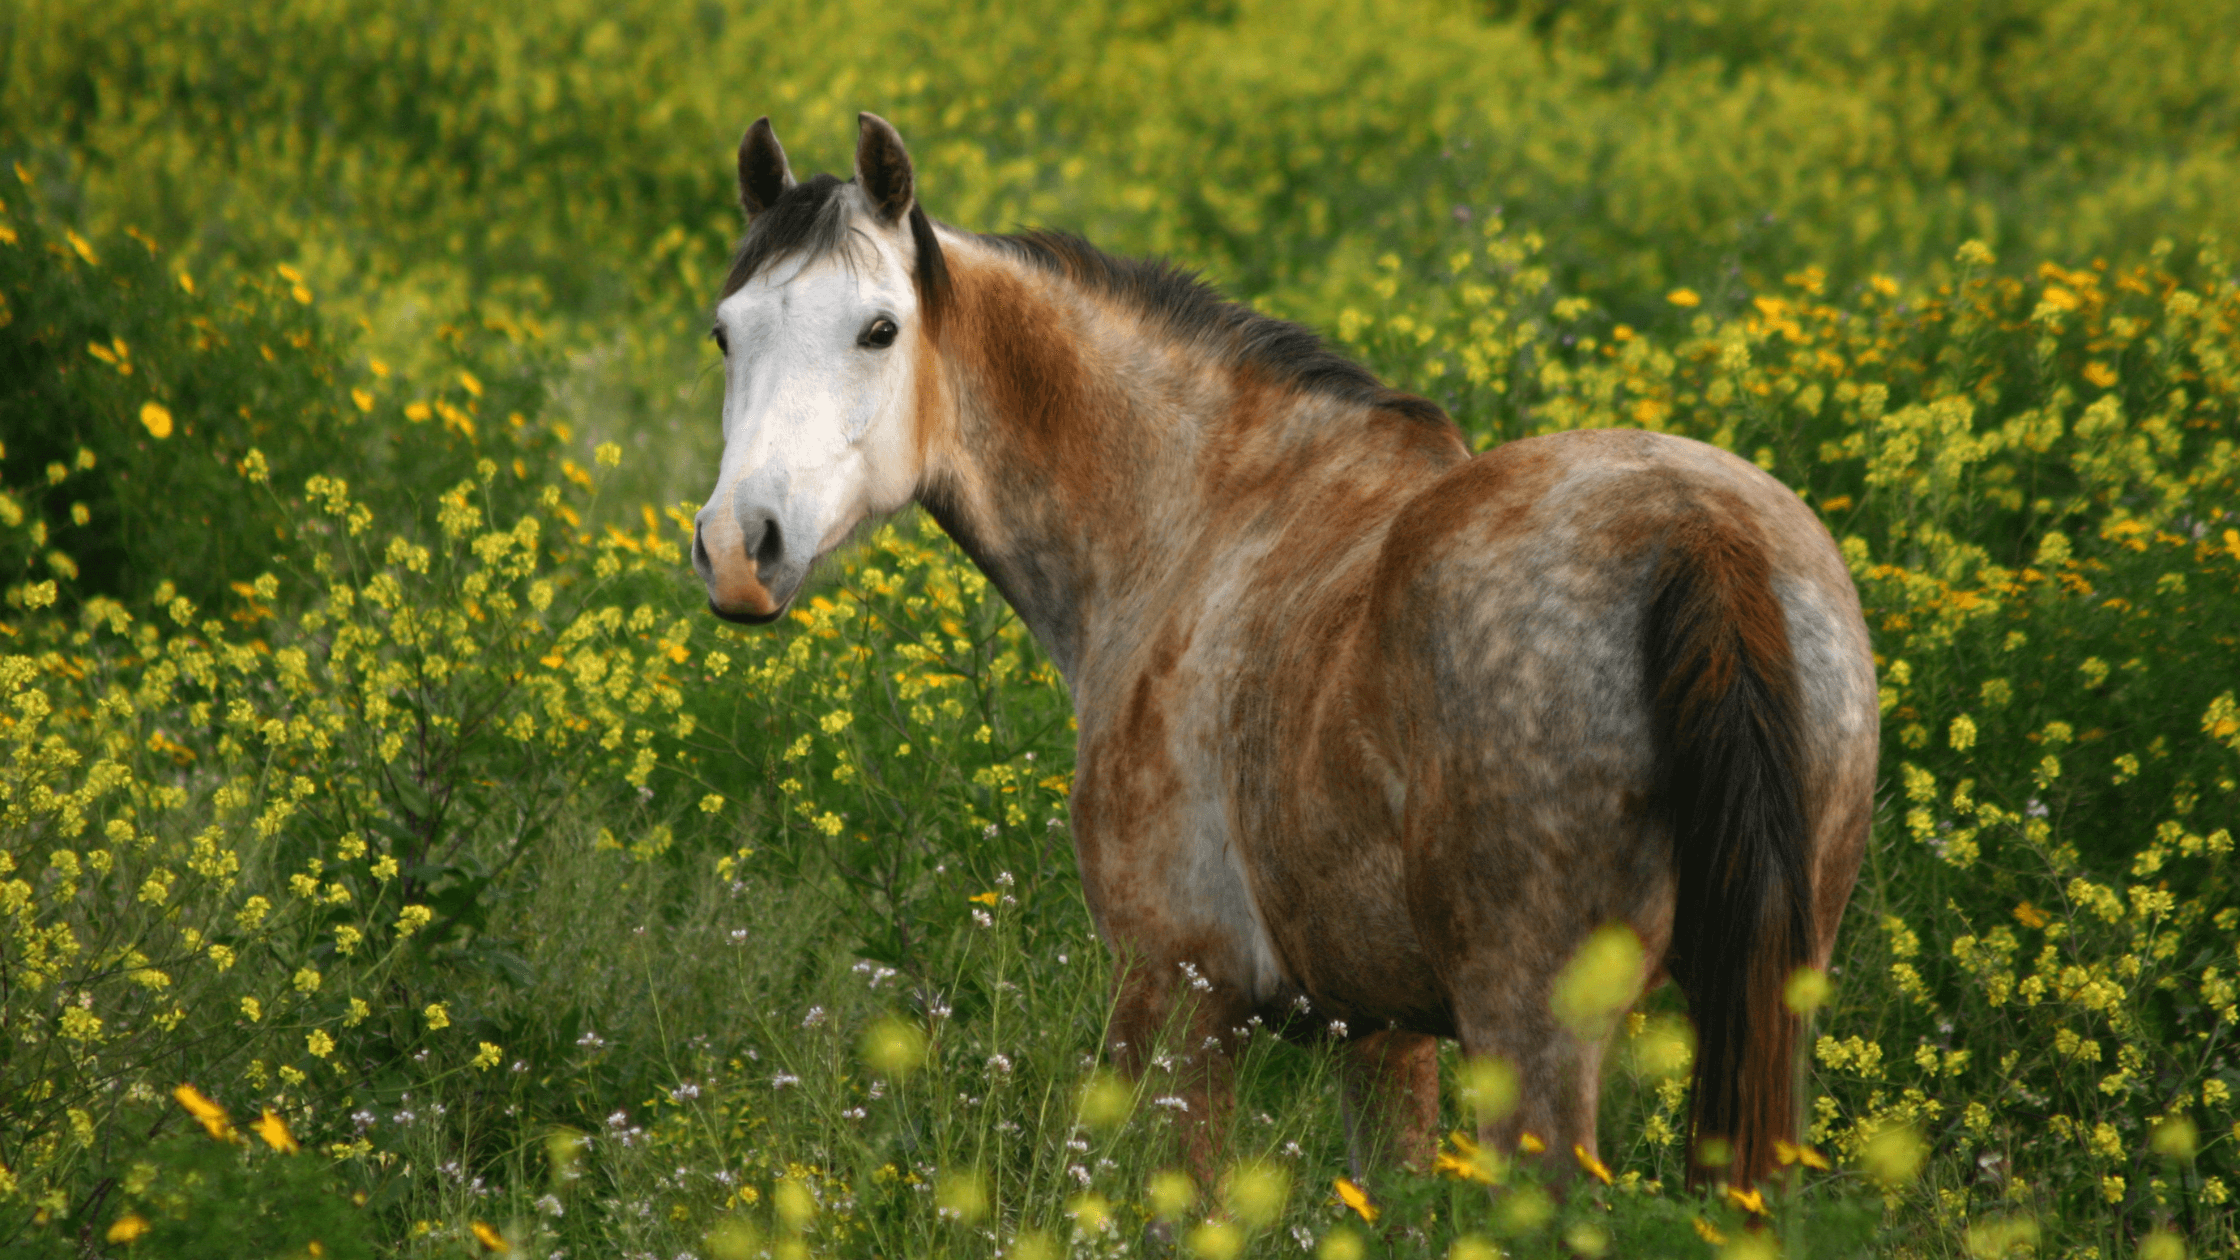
[1337,1030,1440,1183]
[1450,984,1610,1182]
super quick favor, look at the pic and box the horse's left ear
[854,112,916,225]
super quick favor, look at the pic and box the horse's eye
[711,327,729,355]
[861,317,899,350]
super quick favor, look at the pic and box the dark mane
[982,230,1450,427]
[719,173,951,335]
[720,174,855,299]
[719,182,1442,427]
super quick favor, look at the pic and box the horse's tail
[1643,505,1813,1189]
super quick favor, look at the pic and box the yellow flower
[1518,1130,1546,1153]
[1724,1185,1767,1215]
[307,1029,335,1058]
[1666,288,1701,308]
[173,1084,234,1142]
[139,402,173,440]
[471,1220,510,1252]
[1333,1176,1379,1223]
[106,1214,150,1243]
[473,1042,504,1070]
[2082,361,2117,388]
[424,1003,451,1031]
[1432,1131,1503,1184]
[969,891,999,906]
[2013,902,2050,929]
[255,1109,300,1153]
[1692,1217,1726,1245]
[1774,1140,1830,1170]
[1573,1143,1613,1185]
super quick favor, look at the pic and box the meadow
[3,0,2240,1255]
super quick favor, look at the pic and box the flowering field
[5,1,2240,1256]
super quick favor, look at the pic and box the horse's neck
[918,237,1460,693]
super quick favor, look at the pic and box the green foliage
[0,188,562,605]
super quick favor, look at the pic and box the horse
[690,113,1878,1190]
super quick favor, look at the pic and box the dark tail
[1644,508,1813,1188]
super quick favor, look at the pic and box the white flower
[1328,1020,1349,1038]
[803,1006,828,1028]
[1152,1095,1190,1112]
[536,1194,565,1217]
[771,1073,800,1089]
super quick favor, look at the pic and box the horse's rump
[1360,428,1862,1184]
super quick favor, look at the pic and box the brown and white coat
[692,115,1878,1189]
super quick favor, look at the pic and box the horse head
[692,113,946,623]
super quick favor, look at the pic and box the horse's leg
[1107,956,1252,1182]
[1449,977,1608,1183]
[1337,1029,1441,1183]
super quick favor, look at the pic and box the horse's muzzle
[694,523,789,624]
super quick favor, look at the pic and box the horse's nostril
[692,526,712,574]
[753,516,784,570]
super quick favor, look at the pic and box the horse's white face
[693,116,931,623]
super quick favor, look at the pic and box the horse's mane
[718,175,1446,429]
[720,173,869,300]
[982,231,1448,427]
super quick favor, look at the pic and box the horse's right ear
[737,117,794,218]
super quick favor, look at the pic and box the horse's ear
[854,112,916,225]
[738,117,794,219]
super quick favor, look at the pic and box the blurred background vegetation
[4,1,2240,1257]
[7,0,2237,511]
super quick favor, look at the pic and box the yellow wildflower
[1774,1140,1830,1170]
[1333,1176,1379,1223]
[254,1109,299,1153]
[1573,1143,1613,1185]
[173,1084,234,1142]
